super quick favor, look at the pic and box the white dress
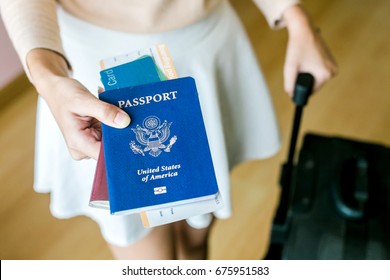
[33,0,281,246]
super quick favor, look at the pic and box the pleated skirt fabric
[33,0,280,246]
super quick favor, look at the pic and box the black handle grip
[293,73,315,107]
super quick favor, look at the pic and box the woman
[0,0,336,259]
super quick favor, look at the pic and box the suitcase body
[284,134,390,259]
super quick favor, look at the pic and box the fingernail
[114,111,130,128]
[97,86,105,94]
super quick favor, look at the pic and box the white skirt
[33,0,281,247]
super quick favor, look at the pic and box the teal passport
[99,77,219,215]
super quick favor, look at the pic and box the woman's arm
[0,0,66,79]
[1,0,130,160]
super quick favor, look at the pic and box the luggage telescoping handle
[286,73,315,167]
[292,72,315,107]
[276,72,315,225]
[264,73,314,260]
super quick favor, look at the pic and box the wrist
[26,48,71,94]
[283,5,315,37]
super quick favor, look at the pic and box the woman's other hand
[283,5,337,95]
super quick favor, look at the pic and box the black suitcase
[265,73,390,260]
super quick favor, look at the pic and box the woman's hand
[27,49,130,160]
[282,5,337,95]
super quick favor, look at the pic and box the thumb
[80,95,131,128]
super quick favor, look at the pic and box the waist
[59,0,222,33]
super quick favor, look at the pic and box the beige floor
[0,0,389,260]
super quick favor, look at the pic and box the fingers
[309,37,338,91]
[284,34,337,96]
[66,95,130,160]
[66,117,103,160]
[62,89,130,160]
[67,142,98,161]
[311,67,335,91]
[284,61,299,96]
[285,64,336,97]
[66,128,101,160]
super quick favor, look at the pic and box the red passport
[89,143,109,209]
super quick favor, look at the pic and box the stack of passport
[89,44,223,227]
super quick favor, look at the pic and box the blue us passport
[99,77,219,215]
